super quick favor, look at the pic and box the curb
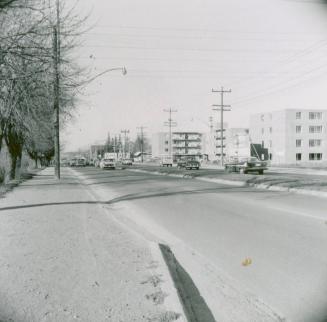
[128,168,327,199]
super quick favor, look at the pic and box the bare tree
[0,0,89,179]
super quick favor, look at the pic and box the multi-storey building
[151,132,170,158]
[213,123,228,160]
[151,131,205,161]
[250,109,327,165]
[225,128,251,159]
[172,132,203,161]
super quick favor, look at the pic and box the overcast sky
[62,0,327,151]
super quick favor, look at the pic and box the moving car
[76,157,86,167]
[224,157,267,174]
[100,158,116,169]
[185,159,200,170]
[122,158,133,166]
[177,159,187,169]
[69,158,77,167]
[60,158,69,167]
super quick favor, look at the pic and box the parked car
[122,158,133,166]
[160,157,173,167]
[185,159,200,170]
[224,157,267,174]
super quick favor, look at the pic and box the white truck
[160,157,173,167]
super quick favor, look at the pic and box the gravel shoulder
[0,167,184,322]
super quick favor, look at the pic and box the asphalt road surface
[75,166,327,322]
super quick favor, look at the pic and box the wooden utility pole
[137,126,146,162]
[163,108,177,159]
[53,0,61,179]
[212,87,231,166]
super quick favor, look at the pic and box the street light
[54,66,127,179]
[81,67,127,85]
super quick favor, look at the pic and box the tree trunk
[15,152,22,180]
[10,155,17,180]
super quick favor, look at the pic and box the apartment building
[225,128,251,159]
[172,132,204,161]
[213,123,228,160]
[151,131,205,161]
[250,109,327,165]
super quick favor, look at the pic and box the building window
[296,153,302,161]
[262,141,264,147]
[296,139,302,147]
[296,112,301,119]
[309,112,322,120]
[309,153,322,161]
[269,127,272,134]
[309,139,322,147]
[269,140,272,148]
[165,140,169,145]
[165,148,168,152]
[296,125,302,133]
[269,153,273,160]
[309,125,322,133]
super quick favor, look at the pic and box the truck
[160,157,173,167]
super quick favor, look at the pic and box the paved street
[75,166,327,322]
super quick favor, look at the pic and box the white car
[100,158,116,169]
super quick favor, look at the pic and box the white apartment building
[225,128,251,159]
[151,131,205,161]
[250,109,327,165]
[213,123,228,160]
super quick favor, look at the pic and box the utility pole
[163,108,177,159]
[137,126,146,162]
[53,0,61,179]
[121,129,129,158]
[209,116,213,133]
[212,87,231,166]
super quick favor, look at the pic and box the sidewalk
[0,168,183,322]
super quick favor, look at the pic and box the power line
[95,24,326,37]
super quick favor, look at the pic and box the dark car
[185,160,200,170]
[225,157,267,174]
[177,159,187,169]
